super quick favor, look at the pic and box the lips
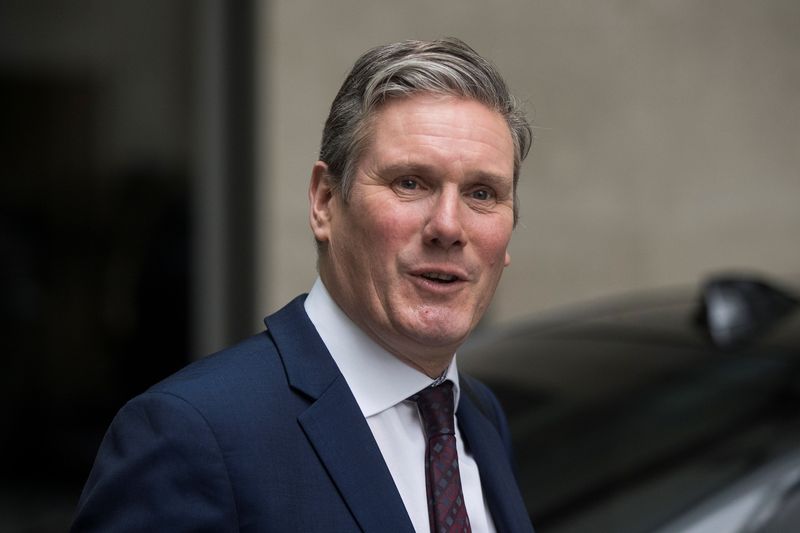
[421,272,458,283]
[409,266,470,286]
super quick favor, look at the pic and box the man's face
[309,94,515,375]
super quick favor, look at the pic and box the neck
[385,346,454,379]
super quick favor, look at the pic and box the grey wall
[256,0,800,327]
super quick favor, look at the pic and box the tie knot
[413,380,455,438]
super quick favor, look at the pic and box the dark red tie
[413,380,472,533]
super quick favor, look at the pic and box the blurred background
[1,0,798,531]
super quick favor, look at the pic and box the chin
[404,317,473,350]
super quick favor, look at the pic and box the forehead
[361,95,515,177]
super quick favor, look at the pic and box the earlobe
[309,161,334,243]
[504,251,511,267]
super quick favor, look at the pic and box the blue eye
[399,179,418,190]
[471,189,492,201]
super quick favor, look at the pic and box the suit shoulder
[146,331,287,410]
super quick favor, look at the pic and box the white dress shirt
[305,278,496,533]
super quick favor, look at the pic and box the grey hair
[318,37,532,224]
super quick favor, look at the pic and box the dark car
[459,274,800,533]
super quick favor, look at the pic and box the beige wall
[256,0,800,328]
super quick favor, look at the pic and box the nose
[422,189,466,249]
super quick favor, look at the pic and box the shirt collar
[304,277,461,417]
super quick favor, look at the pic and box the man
[72,38,534,532]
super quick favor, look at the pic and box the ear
[504,250,511,267]
[309,161,335,243]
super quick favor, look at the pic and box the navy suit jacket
[72,295,533,532]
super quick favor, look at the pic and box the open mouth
[421,272,459,284]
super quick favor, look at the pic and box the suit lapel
[265,297,415,533]
[458,394,535,533]
[299,376,415,533]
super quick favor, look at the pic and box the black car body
[459,275,800,533]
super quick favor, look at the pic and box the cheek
[333,207,413,288]
[366,204,419,249]
[476,225,513,266]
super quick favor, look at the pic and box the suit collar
[304,278,441,417]
[264,296,415,533]
[264,295,340,398]
[299,376,416,533]
[458,392,535,533]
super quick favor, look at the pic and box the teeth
[423,272,457,282]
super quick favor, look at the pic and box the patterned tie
[412,380,472,533]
